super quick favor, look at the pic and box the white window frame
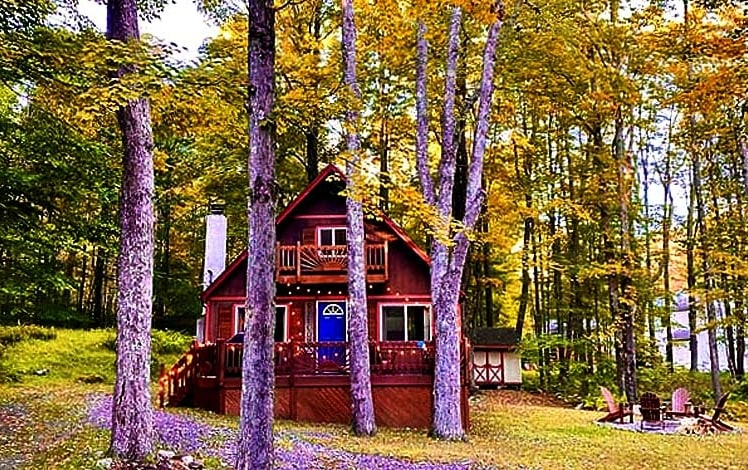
[275,304,289,342]
[233,304,289,342]
[317,226,347,246]
[378,303,432,341]
[233,304,245,335]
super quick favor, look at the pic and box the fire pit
[598,417,738,435]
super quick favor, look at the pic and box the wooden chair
[698,392,734,432]
[597,386,633,423]
[640,392,664,430]
[664,387,691,419]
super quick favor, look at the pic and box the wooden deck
[160,340,470,429]
[275,242,388,284]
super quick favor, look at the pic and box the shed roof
[471,327,519,347]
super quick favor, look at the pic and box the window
[234,305,288,342]
[380,304,431,341]
[318,227,347,246]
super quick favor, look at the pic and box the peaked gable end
[202,164,429,301]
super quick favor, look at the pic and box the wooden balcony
[275,241,388,284]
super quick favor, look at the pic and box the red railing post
[383,240,389,280]
[275,242,280,281]
[157,364,166,408]
[217,340,225,386]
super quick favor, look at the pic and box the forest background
[2,0,748,403]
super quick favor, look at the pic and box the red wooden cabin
[160,164,470,429]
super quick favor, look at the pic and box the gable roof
[201,164,430,301]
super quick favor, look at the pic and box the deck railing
[159,340,200,407]
[161,339,469,408]
[199,340,437,379]
[276,242,388,283]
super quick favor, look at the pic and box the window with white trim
[318,227,347,246]
[234,305,288,342]
[380,304,432,341]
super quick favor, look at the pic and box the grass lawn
[2,328,748,469]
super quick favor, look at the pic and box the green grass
[0,328,191,386]
[2,328,748,469]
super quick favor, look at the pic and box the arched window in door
[322,303,345,317]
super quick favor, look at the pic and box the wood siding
[205,197,432,342]
[200,375,469,430]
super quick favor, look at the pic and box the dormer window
[318,227,347,246]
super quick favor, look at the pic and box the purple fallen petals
[86,394,481,469]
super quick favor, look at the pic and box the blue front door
[317,301,346,368]
[318,301,347,341]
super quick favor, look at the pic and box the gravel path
[87,395,478,469]
[0,403,29,469]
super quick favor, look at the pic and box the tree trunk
[514,139,533,339]
[92,246,106,326]
[77,246,87,315]
[428,8,463,439]
[342,0,376,436]
[531,229,545,388]
[304,4,323,183]
[614,106,637,403]
[305,127,319,183]
[483,234,493,326]
[106,0,155,460]
[416,4,504,440]
[658,119,675,372]
[452,53,468,223]
[235,1,276,468]
[686,179,699,372]
[693,148,722,401]
[377,67,390,213]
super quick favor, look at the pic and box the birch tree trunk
[693,151,722,401]
[614,106,637,403]
[341,0,376,436]
[106,0,155,461]
[236,0,276,468]
[686,177,699,372]
[416,3,505,440]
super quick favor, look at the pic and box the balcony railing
[275,242,388,284]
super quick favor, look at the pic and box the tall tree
[235,0,277,468]
[341,0,376,437]
[416,1,505,440]
[106,0,155,461]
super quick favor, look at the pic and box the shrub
[0,325,57,347]
[0,325,57,384]
[151,329,193,355]
[102,329,192,356]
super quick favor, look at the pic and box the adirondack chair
[664,387,691,419]
[698,392,734,432]
[597,386,633,423]
[640,392,664,430]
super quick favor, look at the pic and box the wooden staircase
[158,341,200,408]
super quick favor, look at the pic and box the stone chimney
[202,202,227,290]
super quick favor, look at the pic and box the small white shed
[471,328,522,388]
